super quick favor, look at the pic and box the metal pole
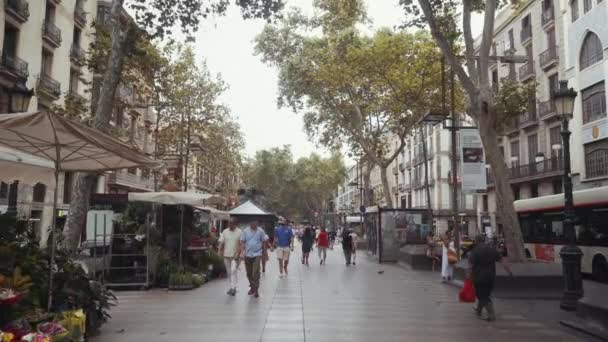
[559,116,583,310]
[179,204,184,267]
[450,60,460,255]
[47,168,59,311]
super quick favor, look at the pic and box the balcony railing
[5,0,30,23]
[0,52,29,80]
[539,100,557,120]
[539,45,558,70]
[42,20,62,48]
[520,25,532,44]
[107,170,154,191]
[37,74,61,99]
[68,90,86,103]
[518,111,538,128]
[586,152,608,179]
[542,8,555,27]
[70,44,86,66]
[487,156,563,185]
[74,4,86,27]
[519,62,535,81]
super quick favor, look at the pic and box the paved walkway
[94,246,590,342]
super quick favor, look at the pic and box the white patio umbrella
[0,111,160,310]
[128,191,226,265]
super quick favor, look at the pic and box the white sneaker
[279,273,284,278]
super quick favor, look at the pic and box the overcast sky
[192,1,482,160]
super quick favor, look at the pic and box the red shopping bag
[459,278,476,303]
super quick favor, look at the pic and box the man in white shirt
[218,218,242,296]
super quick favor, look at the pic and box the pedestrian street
[93,245,588,342]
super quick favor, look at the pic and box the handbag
[459,278,476,303]
[447,248,458,265]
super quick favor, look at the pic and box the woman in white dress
[441,230,455,282]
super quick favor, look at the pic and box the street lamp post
[552,80,583,311]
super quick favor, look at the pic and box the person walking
[240,220,268,298]
[218,219,242,296]
[328,230,336,249]
[274,218,294,278]
[301,226,314,266]
[316,227,330,265]
[441,229,456,282]
[342,229,354,266]
[349,230,358,266]
[468,234,513,321]
[426,231,440,271]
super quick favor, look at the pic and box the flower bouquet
[0,289,22,306]
[37,322,68,341]
[2,319,31,340]
[21,333,50,342]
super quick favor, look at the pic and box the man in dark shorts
[468,234,513,321]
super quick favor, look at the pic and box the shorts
[276,247,291,261]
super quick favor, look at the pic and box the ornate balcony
[487,156,563,186]
[520,25,532,45]
[542,8,555,28]
[70,44,86,66]
[107,170,154,192]
[37,74,61,100]
[0,52,29,81]
[5,0,30,23]
[518,111,538,129]
[539,100,557,120]
[74,4,86,28]
[519,62,535,82]
[539,45,558,70]
[42,20,62,48]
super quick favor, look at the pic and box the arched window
[32,183,46,203]
[580,32,603,70]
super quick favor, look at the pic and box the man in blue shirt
[274,217,294,278]
[240,220,268,298]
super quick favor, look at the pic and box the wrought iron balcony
[42,20,62,48]
[518,111,538,129]
[67,90,86,104]
[520,25,532,44]
[74,4,86,27]
[107,170,154,191]
[70,44,86,66]
[539,45,558,70]
[539,100,557,120]
[519,62,535,82]
[37,74,61,99]
[542,8,555,28]
[5,0,30,23]
[487,156,563,185]
[0,52,29,80]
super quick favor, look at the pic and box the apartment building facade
[476,0,608,235]
[0,1,157,244]
[334,164,360,216]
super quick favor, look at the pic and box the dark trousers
[245,256,261,290]
[474,281,494,308]
[343,249,352,264]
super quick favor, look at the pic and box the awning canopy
[0,111,160,171]
[195,206,231,220]
[346,216,363,223]
[128,191,225,206]
[229,200,274,216]
[0,146,55,184]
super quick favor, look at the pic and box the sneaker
[279,273,284,279]
[254,291,259,298]
[352,262,356,266]
[248,288,254,296]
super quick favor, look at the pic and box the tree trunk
[62,0,133,251]
[362,160,372,207]
[420,126,432,210]
[379,166,393,208]
[477,108,526,262]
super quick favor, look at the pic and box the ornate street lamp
[552,80,583,311]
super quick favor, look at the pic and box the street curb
[560,319,608,342]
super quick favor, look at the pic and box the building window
[580,32,603,70]
[512,185,521,200]
[41,49,53,76]
[583,0,592,12]
[531,183,539,198]
[482,195,488,212]
[582,82,606,124]
[3,25,18,59]
[510,140,520,166]
[63,172,73,204]
[97,4,111,25]
[508,29,515,50]
[550,126,562,158]
[548,74,558,97]
[33,183,46,203]
[528,134,538,164]
[492,69,499,92]
[585,139,608,178]
[0,182,7,199]
[571,0,579,21]
[552,179,563,194]
[69,70,79,94]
